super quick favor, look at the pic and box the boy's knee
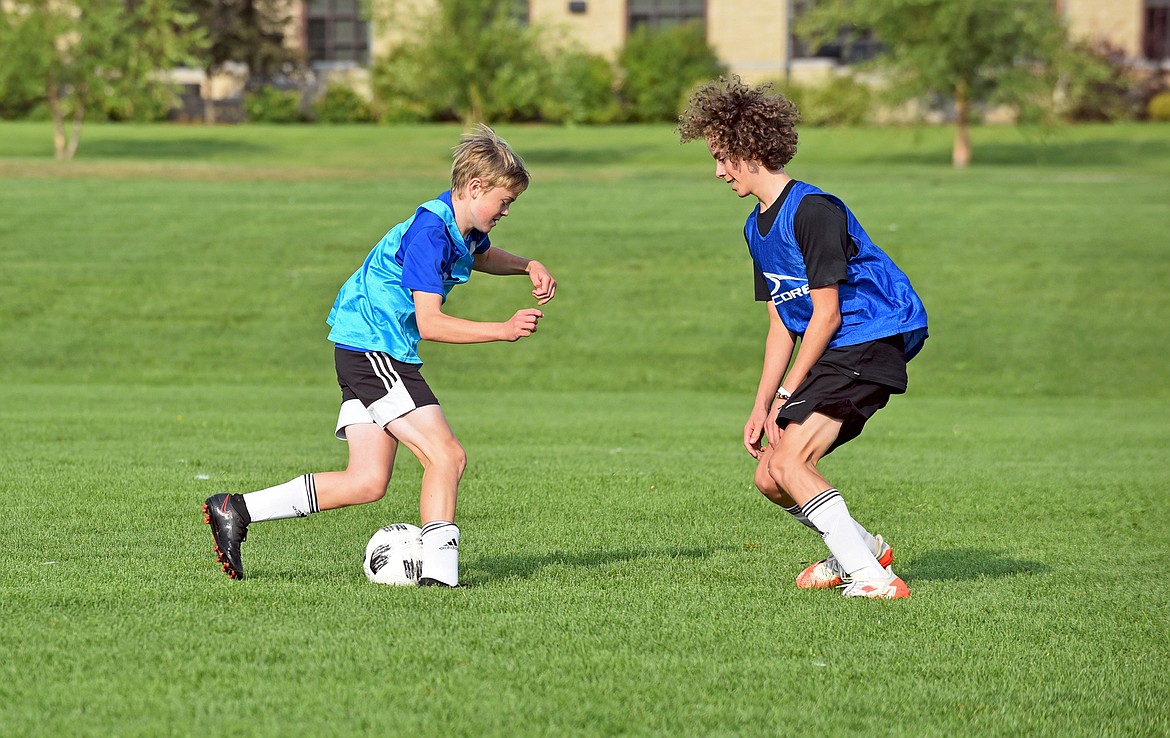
[428,438,467,477]
[449,441,468,477]
[766,453,798,491]
[348,473,391,505]
[355,485,388,506]
[754,464,785,503]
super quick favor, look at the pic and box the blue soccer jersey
[746,181,928,360]
[327,191,491,364]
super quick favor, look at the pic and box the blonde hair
[451,124,530,195]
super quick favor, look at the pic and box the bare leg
[314,422,399,510]
[765,412,842,506]
[767,412,885,579]
[382,405,466,524]
[754,443,799,506]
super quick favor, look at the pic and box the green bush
[313,83,377,123]
[541,50,619,125]
[1147,91,1170,122]
[244,86,304,123]
[618,22,726,122]
[375,36,618,125]
[100,83,175,122]
[0,68,43,121]
[0,18,46,120]
[371,0,553,123]
[477,30,553,122]
[1060,41,1142,122]
[776,76,873,127]
[371,46,442,122]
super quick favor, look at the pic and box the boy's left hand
[764,403,784,448]
[526,261,557,305]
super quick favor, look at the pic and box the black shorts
[775,363,896,455]
[333,347,439,439]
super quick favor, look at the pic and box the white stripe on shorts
[365,351,400,393]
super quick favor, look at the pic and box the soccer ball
[363,523,423,586]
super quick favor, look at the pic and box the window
[306,0,370,65]
[628,0,705,32]
[790,0,881,64]
[1146,0,1170,62]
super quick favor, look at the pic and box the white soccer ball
[363,523,423,586]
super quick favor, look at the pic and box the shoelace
[820,556,848,583]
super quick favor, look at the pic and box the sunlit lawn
[1,120,1167,737]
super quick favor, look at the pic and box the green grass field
[1,120,1168,737]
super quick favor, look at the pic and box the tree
[798,0,1068,168]
[0,0,204,160]
[177,0,298,122]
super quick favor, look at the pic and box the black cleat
[202,493,251,580]
[418,577,462,588]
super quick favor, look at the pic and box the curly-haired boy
[679,78,928,599]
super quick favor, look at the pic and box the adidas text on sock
[421,521,460,586]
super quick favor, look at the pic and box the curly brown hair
[677,77,800,171]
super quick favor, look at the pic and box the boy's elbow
[415,313,440,341]
[417,322,439,341]
[815,313,842,337]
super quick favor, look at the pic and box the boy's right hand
[501,308,542,341]
[743,407,768,458]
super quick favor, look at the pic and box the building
[295,0,1168,83]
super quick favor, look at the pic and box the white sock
[784,502,879,552]
[854,524,880,555]
[421,521,459,585]
[242,474,319,522]
[802,488,885,580]
[782,504,819,532]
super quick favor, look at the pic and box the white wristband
[775,387,792,401]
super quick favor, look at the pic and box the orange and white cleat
[841,567,909,599]
[796,535,893,590]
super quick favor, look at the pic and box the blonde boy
[204,125,556,586]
